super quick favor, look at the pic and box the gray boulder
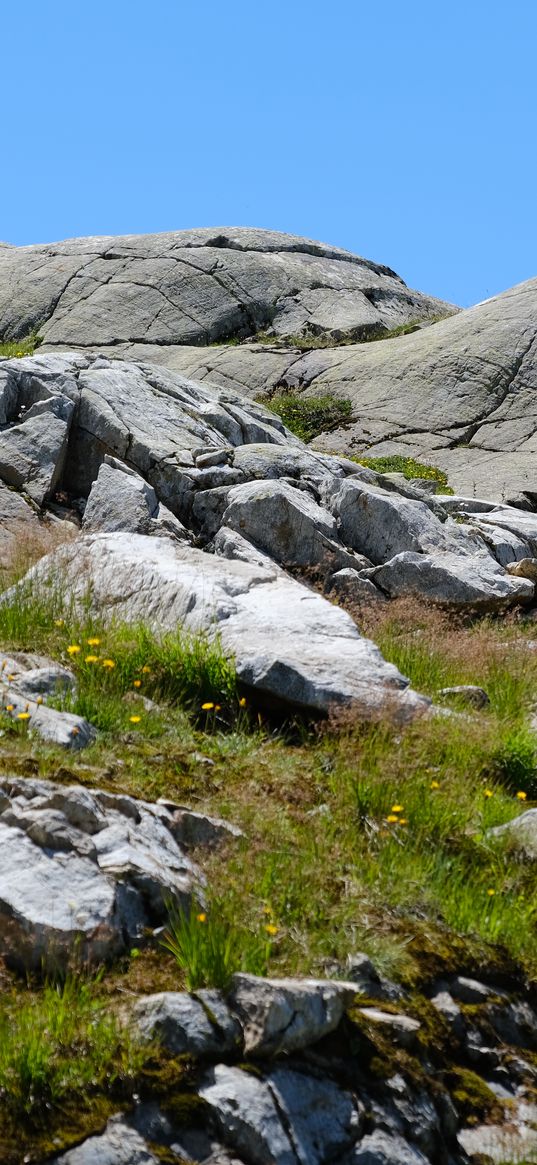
[227,973,359,1056]
[221,479,354,571]
[20,532,430,720]
[83,456,189,540]
[347,1130,431,1164]
[0,776,203,969]
[131,990,242,1057]
[489,809,537,858]
[0,391,74,505]
[50,1117,159,1164]
[200,1063,363,1165]
[371,551,533,609]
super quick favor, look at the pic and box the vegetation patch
[256,390,352,441]
[352,454,450,489]
[0,332,42,359]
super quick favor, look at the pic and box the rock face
[158,276,537,506]
[0,776,214,969]
[25,531,429,719]
[47,964,537,1165]
[0,228,452,352]
[2,350,535,720]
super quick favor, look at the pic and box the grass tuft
[256,390,352,442]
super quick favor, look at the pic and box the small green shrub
[258,391,352,442]
[163,901,269,990]
[0,977,143,1117]
[492,726,537,797]
[353,454,450,489]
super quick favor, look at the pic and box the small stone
[437,685,490,709]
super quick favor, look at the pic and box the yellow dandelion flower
[399,818,409,825]
[239,697,247,707]
[54,619,64,627]
[391,804,404,813]
[196,912,207,923]
[67,645,81,655]
[129,715,142,724]
[6,704,14,712]
[17,712,31,721]
[87,637,101,646]
[386,814,399,824]
[516,791,527,800]
[214,704,221,712]
[36,696,43,705]
[141,666,151,674]
[484,789,493,798]
[102,659,115,669]
[202,702,214,710]
[430,780,440,790]
[7,674,14,681]
[85,654,98,664]
[265,923,279,936]
[133,679,142,688]
[487,888,496,896]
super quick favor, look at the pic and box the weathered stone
[221,479,344,569]
[0,228,451,354]
[50,1116,159,1164]
[131,990,242,1056]
[228,973,358,1055]
[357,1008,421,1049]
[21,532,430,720]
[346,1130,431,1164]
[506,557,537,580]
[83,457,188,541]
[0,776,204,969]
[437,686,490,709]
[328,568,387,605]
[489,809,537,859]
[0,392,74,505]
[200,1063,363,1165]
[371,551,533,609]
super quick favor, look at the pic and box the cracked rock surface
[156,276,537,505]
[0,228,451,353]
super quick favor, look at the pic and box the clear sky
[2,0,536,307]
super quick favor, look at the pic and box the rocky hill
[1,232,537,1165]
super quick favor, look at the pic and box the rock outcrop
[46,966,537,1165]
[0,776,239,969]
[0,228,452,352]
[2,350,536,720]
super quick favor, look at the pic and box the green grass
[163,899,270,990]
[257,390,352,441]
[352,454,450,489]
[0,333,42,359]
[0,976,143,1118]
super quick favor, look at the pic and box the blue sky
[2,0,535,307]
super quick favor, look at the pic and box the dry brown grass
[0,519,77,589]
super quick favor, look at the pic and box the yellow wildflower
[102,659,115,669]
[516,791,527,800]
[265,923,278,936]
[391,804,404,813]
[202,702,214,710]
[142,666,151,674]
[239,697,247,707]
[17,712,30,721]
[6,704,13,712]
[133,679,142,688]
[54,619,64,627]
[215,705,221,712]
[85,655,98,664]
[386,814,399,824]
[399,818,409,825]
[430,780,440,790]
[484,789,493,798]
[67,645,81,655]
[487,888,496,896]
[87,637,101,646]
[196,912,207,923]
[36,696,43,705]
[129,715,142,724]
